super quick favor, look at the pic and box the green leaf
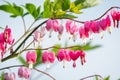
[37,6,41,15]
[1,72,4,80]
[0,4,13,13]
[71,42,101,51]
[18,56,26,65]
[95,76,99,80]
[34,49,42,66]
[0,26,4,30]
[25,3,36,14]
[81,0,101,9]
[25,3,40,19]
[70,2,82,14]
[60,14,77,19]
[0,3,24,17]
[53,0,62,10]
[42,0,52,18]
[74,0,86,5]
[52,44,61,56]
[56,10,66,16]
[62,0,70,11]
[13,3,23,16]
[104,76,110,80]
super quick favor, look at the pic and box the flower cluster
[0,26,14,60]
[42,49,86,68]
[4,72,16,80]
[33,9,120,45]
[18,66,31,79]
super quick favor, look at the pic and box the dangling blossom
[65,20,73,39]
[79,50,86,65]
[57,49,71,68]
[4,26,14,45]
[42,51,55,68]
[84,21,93,40]
[69,50,81,68]
[106,15,112,34]
[111,9,120,28]
[79,26,89,44]
[26,51,37,69]
[34,27,46,46]
[0,26,14,58]
[4,72,16,80]
[66,20,78,41]
[46,19,59,37]
[18,66,31,79]
[57,24,64,40]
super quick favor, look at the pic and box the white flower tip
[46,64,50,69]
[29,63,33,69]
[108,27,112,34]
[63,60,66,68]
[100,31,104,39]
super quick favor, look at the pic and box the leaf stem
[22,17,26,32]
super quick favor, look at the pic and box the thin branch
[28,20,36,31]
[22,45,82,52]
[80,74,104,80]
[34,67,56,80]
[58,6,120,23]
[0,65,24,71]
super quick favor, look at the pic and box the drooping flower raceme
[18,66,31,79]
[111,9,120,28]
[46,19,59,37]
[57,24,64,40]
[42,51,55,68]
[26,51,37,69]
[4,72,16,80]
[79,50,86,65]
[0,26,14,59]
[65,20,78,41]
[57,49,71,68]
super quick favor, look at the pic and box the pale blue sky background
[0,0,120,80]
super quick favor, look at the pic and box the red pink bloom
[42,51,55,68]
[4,72,16,80]
[18,66,31,79]
[26,51,37,68]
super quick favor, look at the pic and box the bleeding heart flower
[79,27,89,44]
[106,15,112,34]
[18,66,31,79]
[57,24,64,40]
[34,27,45,43]
[69,50,81,68]
[79,50,86,65]
[57,49,71,68]
[111,10,120,28]
[53,20,59,32]
[4,26,14,45]
[4,72,16,80]
[42,51,55,68]
[26,51,37,69]
[66,20,73,32]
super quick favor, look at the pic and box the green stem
[2,20,47,62]
[22,17,26,32]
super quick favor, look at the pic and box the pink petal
[26,51,37,64]
[48,51,55,63]
[42,51,49,63]
[57,49,66,61]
